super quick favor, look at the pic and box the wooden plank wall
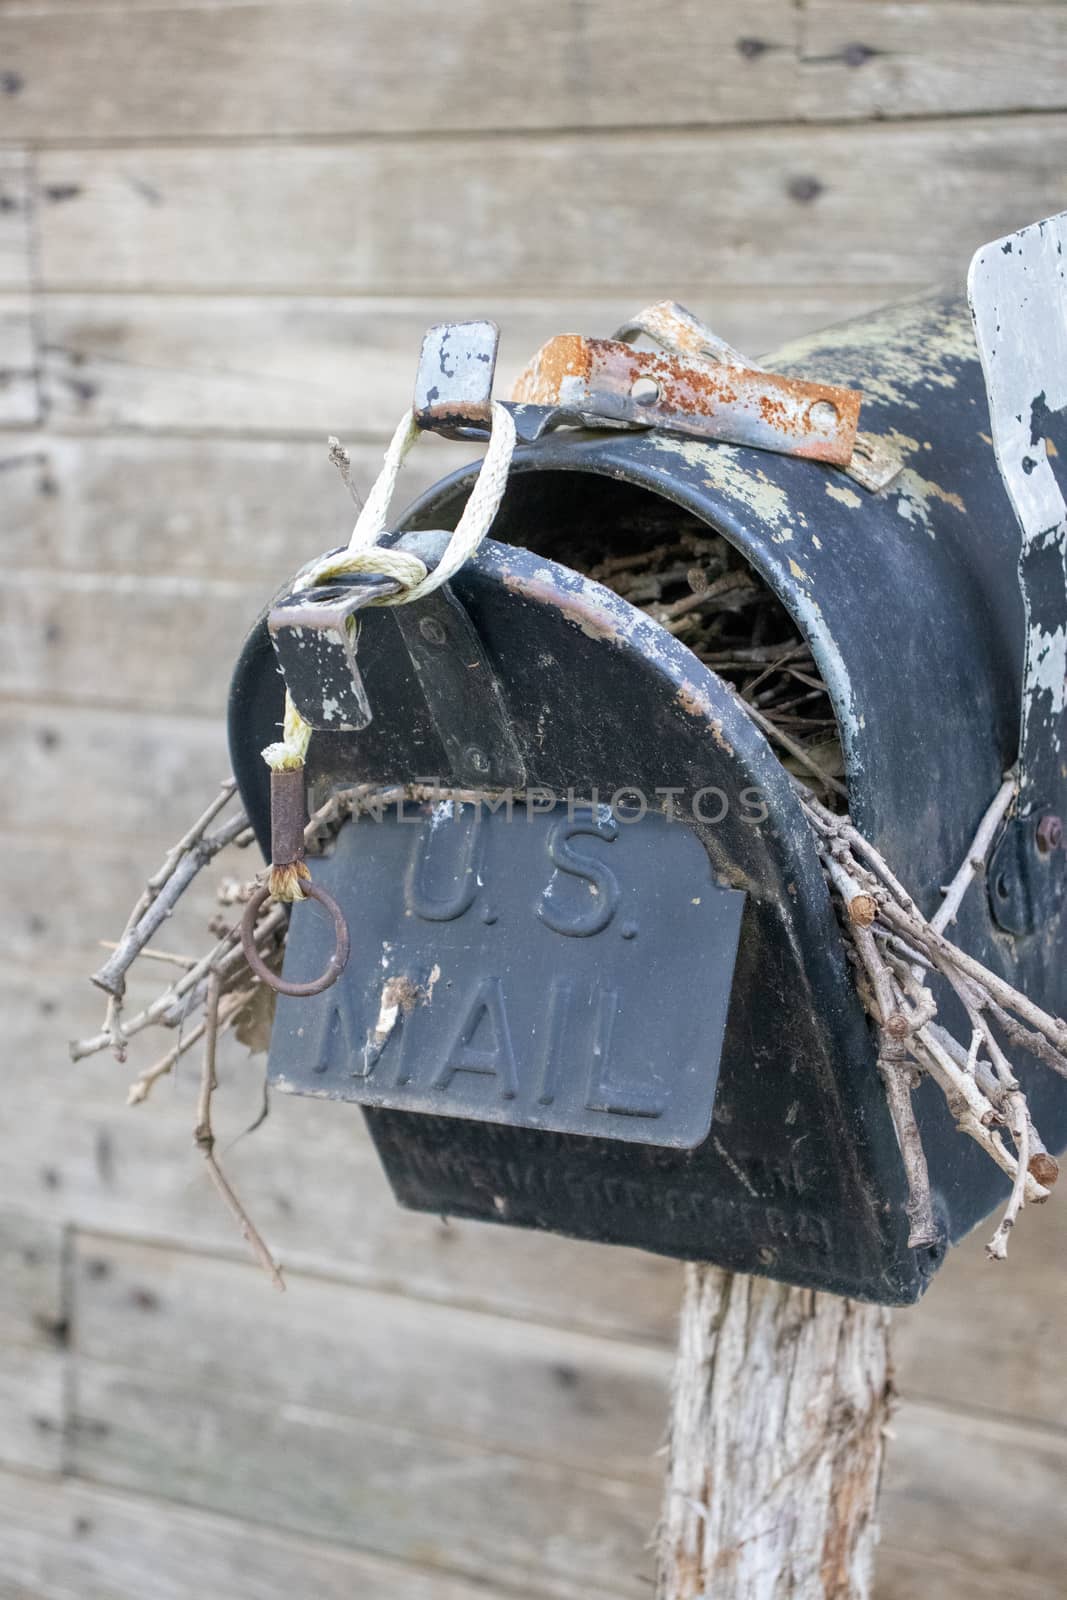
[2,2,1066,1595]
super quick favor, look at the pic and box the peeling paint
[767,297,976,412]
[648,434,794,532]
[825,483,862,510]
[674,680,734,753]
[892,467,967,540]
[1026,621,1067,711]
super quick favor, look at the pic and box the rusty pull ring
[241,880,350,998]
[241,765,350,997]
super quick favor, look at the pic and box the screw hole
[418,616,447,646]
[809,400,838,429]
[630,377,660,407]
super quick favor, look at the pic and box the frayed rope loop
[261,401,517,806]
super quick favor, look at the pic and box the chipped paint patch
[825,483,862,510]
[788,558,810,583]
[675,680,734,752]
[647,433,794,533]
[767,297,976,411]
[502,572,623,644]
[1026,621,1067,712]
[893,467,967,539]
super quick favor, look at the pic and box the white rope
[262,400,516,776]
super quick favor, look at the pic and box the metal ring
[241,881,350,998]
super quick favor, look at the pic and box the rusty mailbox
[228,216,1067,1306]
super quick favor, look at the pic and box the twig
[195,972,285,1292]
[931,776,1016,934]
[126,985,255,1104]
[744,702,848,798]
[986,1092,1030,1260]
[99,941,198,971]
[93,807,249,996]
[850,925,938,1247]
[328,435,364,511]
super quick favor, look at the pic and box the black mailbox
[228,240,1067,1306]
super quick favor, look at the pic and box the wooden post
[657,1265,892,1600]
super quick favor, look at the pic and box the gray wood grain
[70,1356,657,1600]
[5,971,685,1344]
[0,1,801,139]
[1,702,229,840]
[35,121,1067,293]
[72,1233,671,1481]
[0,295,38,425]
[800,4,1067,117]
[0,571,253,715]
[0,153,30,293]
[0,1213,66,1475]
[38,289,892,436]
[4,3,1064,144]
[893,1196,1067,1430]
[878,1401,1067,1586]
[0,1467,548,1600]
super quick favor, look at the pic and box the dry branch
[791,773,1063,1256]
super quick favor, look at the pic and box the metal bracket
[411,311,901,486]
[267,538,525,789]
[413,319,499,434]
[969,211,1067,931]
[268,570,403,732]
[511,331,861,465]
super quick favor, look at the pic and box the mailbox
[228,245,1067,1306]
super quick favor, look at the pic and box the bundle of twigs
[798,780,1060,1257]
[584,530,845,807]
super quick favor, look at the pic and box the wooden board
[3,4,1064,143]
[0,151,30,292]
[37,289,893,437]
[4,970,685,1344]
[0,294,38,425]
[0,832,252,969]
[800,4,1067,118]
[893,1195,1067,1430]
[72,1233,671,1482]
[0,1467,547,1600]
[70,1355,658,1600]
[877,1401,1067,1589]
[1,702,230,842]
[0,1212,66,1475]
[61,1235,1067,1600]
[0,570,254,716]
[0,1,802,139]
[0,433,466,580]
[35,120,1067,293]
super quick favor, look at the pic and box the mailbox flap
[268,800,745,1149]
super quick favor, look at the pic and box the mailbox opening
[431,468,846,811]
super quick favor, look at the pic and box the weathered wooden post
[658,1271,890,1599]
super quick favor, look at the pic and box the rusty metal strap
[511,330,860,467]
[607,301,900,491]
[413,308,901,487]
